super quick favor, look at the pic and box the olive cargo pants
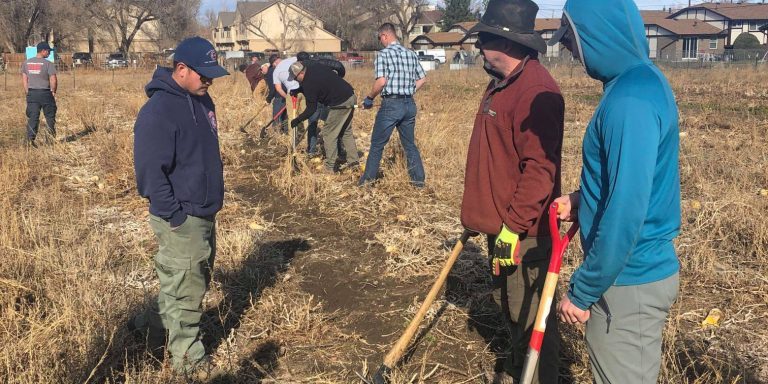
[322,95,359,170]
[489,235,560,384]
[132,214,216,372]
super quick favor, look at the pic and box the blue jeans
[307,103,328,154]
[359,98,425,187]
[272,97,287,131]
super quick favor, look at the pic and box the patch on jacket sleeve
[208,111,218,135]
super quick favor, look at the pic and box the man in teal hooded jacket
[549,1,681,383]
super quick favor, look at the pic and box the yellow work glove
[492,224,521,276]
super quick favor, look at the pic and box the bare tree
[297,0,378,50]
[0,0,45,52]
[86,0,197,53]
[155,0,201,50]
[245,1,317,53]
[374,0,429,48]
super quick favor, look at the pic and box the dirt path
[231,134,500,382]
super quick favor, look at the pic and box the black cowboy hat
[465,0,546,53]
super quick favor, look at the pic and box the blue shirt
[564,0,681,310]
[375,42,426,96]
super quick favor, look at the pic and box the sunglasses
[185,64,213,83]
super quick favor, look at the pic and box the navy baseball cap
[173,36,229,78]
[36,42,52,51]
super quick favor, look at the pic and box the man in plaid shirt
[359,23,427,187]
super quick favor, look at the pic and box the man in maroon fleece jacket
[460,0,564,383]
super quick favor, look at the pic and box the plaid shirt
[375,42,426,96]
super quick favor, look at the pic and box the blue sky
[199,0,692,19]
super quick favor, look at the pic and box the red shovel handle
[520,202,579,384]
[547,202,579,274]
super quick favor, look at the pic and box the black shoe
[26,140,37,148]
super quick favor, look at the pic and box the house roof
[450,21,478,32]
[418,10,444,25]
[654,18,725,36]
[535,18,561,31]
[411,32,465,45]
[697,2,768,20]
[237,1,275,19]
[218,11,236,27]
[641,10,671,22]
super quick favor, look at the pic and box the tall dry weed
[0,63,766,383]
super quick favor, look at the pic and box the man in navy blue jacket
[131,36,228,379]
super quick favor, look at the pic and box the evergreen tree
[439,0,475,31]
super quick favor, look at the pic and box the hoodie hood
[145,67,198,122]
[564,0,650,83]
[146,67,190,98]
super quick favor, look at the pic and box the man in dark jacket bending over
[289,61,360,173]
[295,51,346,157]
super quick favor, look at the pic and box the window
[423,26,433,33]
[682,37,698,59]
[749,21,761,31]
[709,38,717,49]
[732,21,743,28]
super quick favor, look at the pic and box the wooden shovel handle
[381,230,471,368]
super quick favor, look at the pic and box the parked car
[337,51,364,64]
[417,53,436,62]
[105,52,128,68]
[417,49,446,64]
[72,52,93,67]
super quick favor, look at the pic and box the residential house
[641,3,768,61]
[670,2,768,47]
[212,0,342,54]
[535,18,562,58]
[412,19,562,57]
[407,8,444,44]
[68,16,162,53]
[643,10,726,60]
[212,12,237,51]
[411,21,475,52]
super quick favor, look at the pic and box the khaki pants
[489,235,559,384]
[586,273,679,384]
[323,95,360,170]
[133,214,216,372]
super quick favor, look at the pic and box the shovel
[372,230,472,384]
[258,105,287,139]
[519,202,579,384]
[290,95,300,171]
[239,102,270,133]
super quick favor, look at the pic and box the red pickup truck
[336,52,364,65]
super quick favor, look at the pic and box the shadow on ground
[83,238,309,382]
[61,125,97,143]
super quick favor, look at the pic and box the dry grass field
[0,62,766,384]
